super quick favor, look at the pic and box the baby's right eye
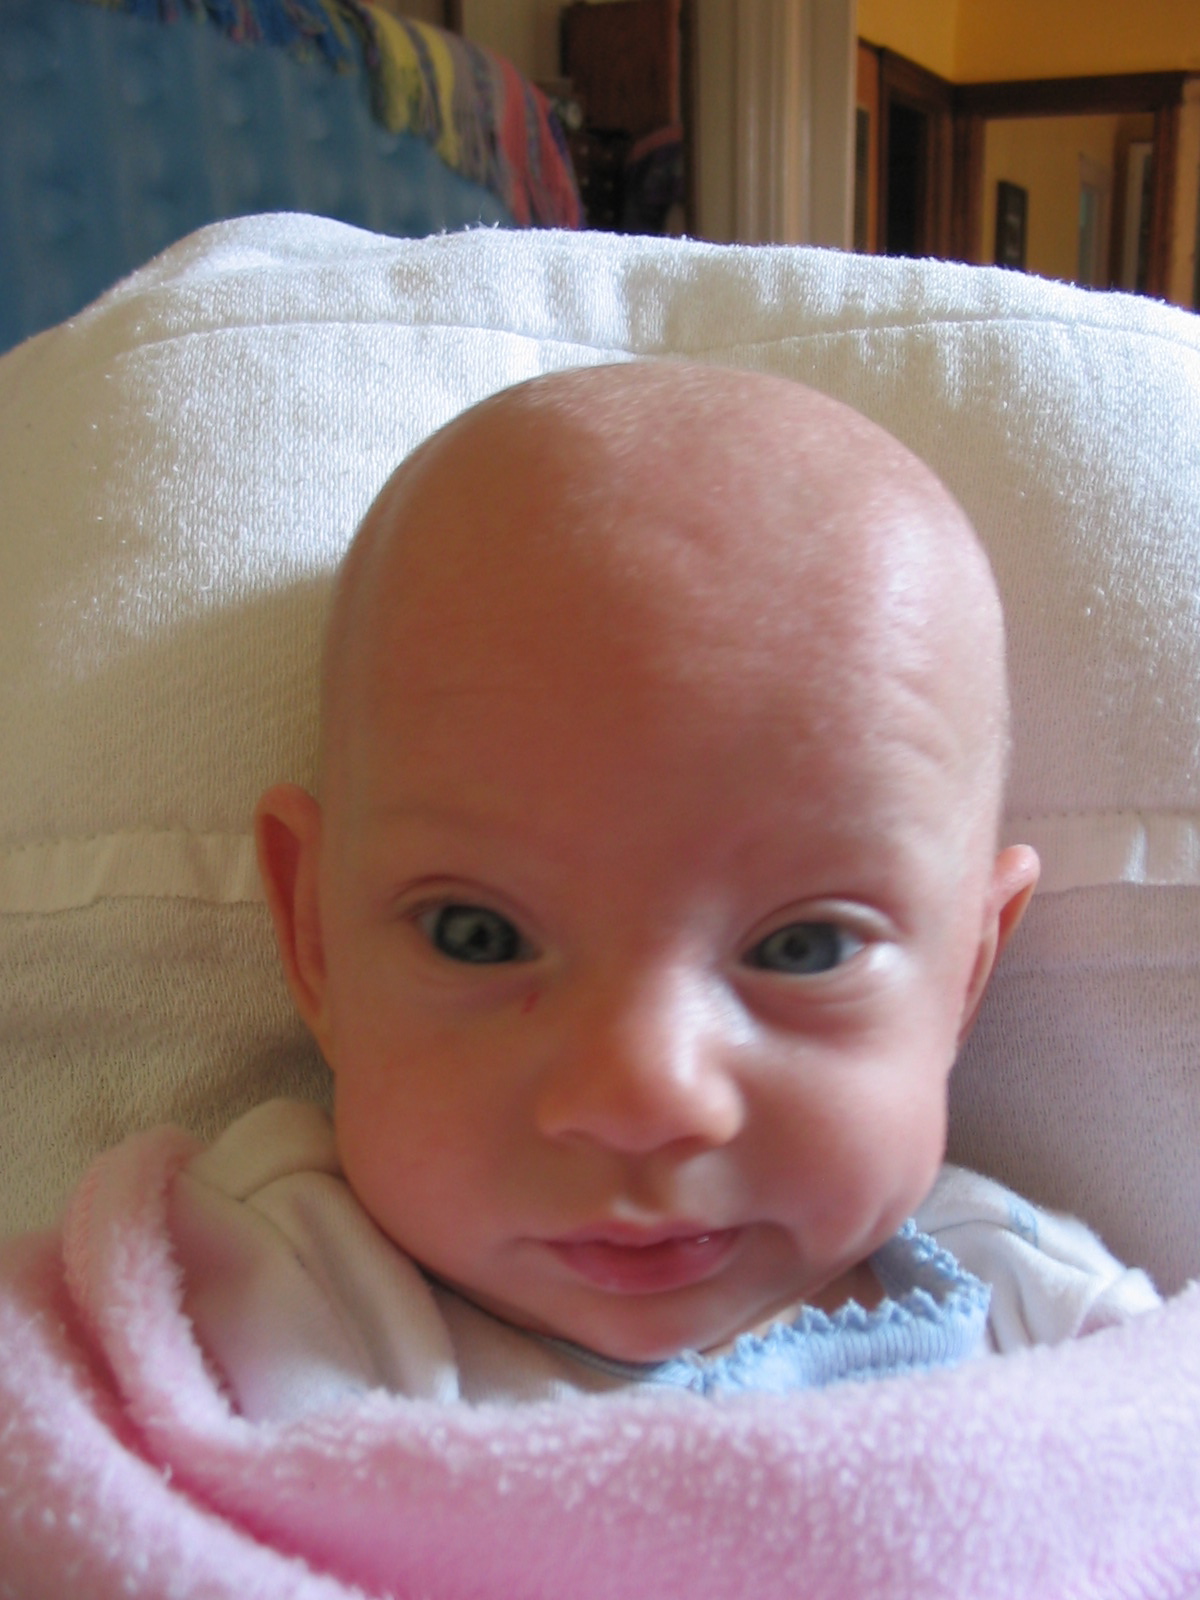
[419,903,530,965]
[743,919,863,976]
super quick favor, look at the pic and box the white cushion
[2,214,1198,1293]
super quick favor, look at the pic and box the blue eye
[745,921,861,975]
[423,904,527,965]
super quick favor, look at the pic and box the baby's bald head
[320,363,1010,865]
[256,364,1038,1360]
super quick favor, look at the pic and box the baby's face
[260,367,1035,1362]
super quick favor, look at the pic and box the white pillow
[2,215,1198,1295]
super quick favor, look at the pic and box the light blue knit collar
[542,1221,990,1397]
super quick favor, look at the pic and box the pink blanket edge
[2,1124,1199,1600]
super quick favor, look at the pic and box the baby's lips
[543,1226,741,1294]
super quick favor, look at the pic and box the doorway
[885,102,928,254]
[953,72,1193,302]
[859,45,952,259]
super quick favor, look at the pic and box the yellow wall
[956,0,1200,80]
[857,0,956,81]
[460,0,562,80]
[467,1,1200,92]
[462,0,628,84]
[858,0,1200,82]
[402,0,444,23]
[982,115,1119,282]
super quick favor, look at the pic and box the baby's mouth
[544,1225,742,1294]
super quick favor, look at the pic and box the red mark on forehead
[521,991,539,1015]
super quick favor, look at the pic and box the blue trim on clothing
[542,1221,990,1396]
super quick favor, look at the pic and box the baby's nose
[532,969,745,1155]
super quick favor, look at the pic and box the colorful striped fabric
[354,3,580,228]
[74,0,581,228]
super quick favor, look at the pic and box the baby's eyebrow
[360,796,528,835]
[355,793,576,870]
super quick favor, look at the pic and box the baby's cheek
[796,1070,943,1207]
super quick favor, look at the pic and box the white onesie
[169,1100,1160,1422]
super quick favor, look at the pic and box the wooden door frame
[950,72,1190,296]
[873,48,954,257]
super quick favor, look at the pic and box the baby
[171,361,1157,1414]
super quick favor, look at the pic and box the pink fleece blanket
[2,1126,1198,1600]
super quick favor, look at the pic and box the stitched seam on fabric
[0,831,262,913]
[1004,810,1200,895]
[0,829,250,856]
[40,306,1200,372]
[1008,807,1200,817]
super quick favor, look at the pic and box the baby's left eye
[744,921,863,976]
[419,903,531,965]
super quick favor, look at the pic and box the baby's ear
[957,844,1041,1045]
[254,783,330,1049]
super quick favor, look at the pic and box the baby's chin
[495,1280,848,1366]
[440,1229,888,1364]
[455,1279,761,1365]
[546,1300,792,1365]
[579,1285,884,1363]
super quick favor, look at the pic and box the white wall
[458,0,567,80]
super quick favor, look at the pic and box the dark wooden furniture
[560,0,694,233]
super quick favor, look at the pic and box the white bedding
[0,216,1198,1301]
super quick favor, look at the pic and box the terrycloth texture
[73,0,582,227]
[2,217,1200,1314]
[1,215,1198,1599]
[0,1123,1195,1600]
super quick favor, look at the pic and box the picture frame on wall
[995,179,1028,270]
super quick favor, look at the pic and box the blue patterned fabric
[545,1223,991,1397]
[77,0,360,67]
[0,0,513,353]
[68,0,582,228]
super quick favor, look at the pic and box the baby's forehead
[426,361,923,499]
[378,367,953,604]
[326,365,1008,822]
